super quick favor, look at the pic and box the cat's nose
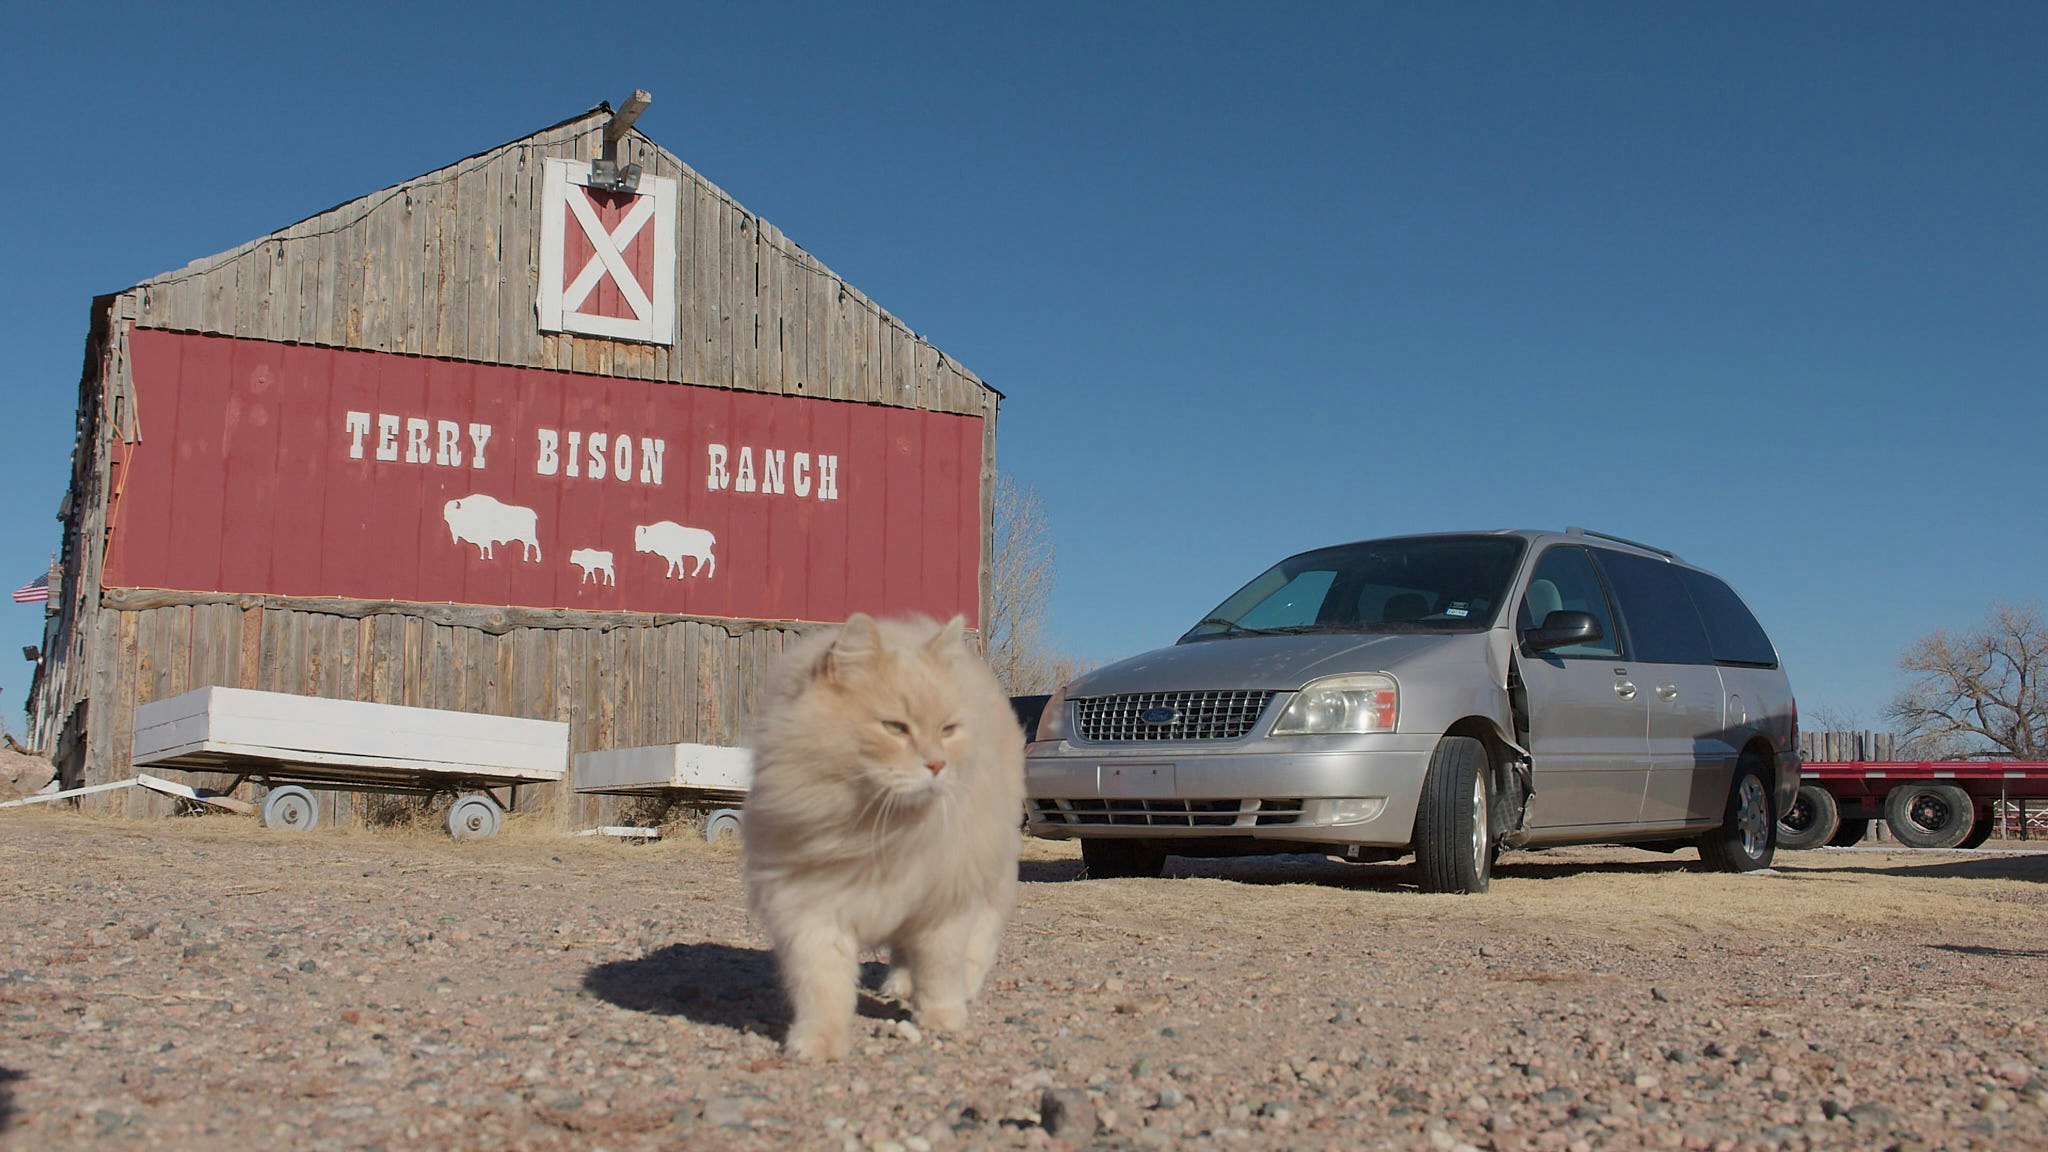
[924,758,946,776]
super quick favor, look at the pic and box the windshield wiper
[1187,619,1337,638]
[1187,617,1276,637]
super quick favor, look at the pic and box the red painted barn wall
[106,330,984,626]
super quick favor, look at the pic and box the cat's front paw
[878,966,914,1002]
[783,1020,851,1061]
[916,1000,968,1034]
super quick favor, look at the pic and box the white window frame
[537,157,677,345]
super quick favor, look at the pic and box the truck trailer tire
[1828,819,1869,847]
[1958,811,1996,850]
[1882,783,1974,849]
[1776,784,1840,851]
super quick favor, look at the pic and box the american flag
[12,574,49,604]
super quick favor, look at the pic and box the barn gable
[123,104,992,411]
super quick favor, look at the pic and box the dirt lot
[1,810,2043,1152]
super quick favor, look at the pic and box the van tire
[1080,839,1166,879]
[1698,754,1775,872]
[1414,736,1492,894]
[1883,783,1974,849]
[1776,784,1839,851]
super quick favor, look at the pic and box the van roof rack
[1564,526,1678,561]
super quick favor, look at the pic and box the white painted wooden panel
[573,742,752,793]
[132,687,567,781]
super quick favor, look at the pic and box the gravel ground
[2,809,2045,1152]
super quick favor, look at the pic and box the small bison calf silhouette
[569,548,616,586]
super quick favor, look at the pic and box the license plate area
[1098,762,1177,798]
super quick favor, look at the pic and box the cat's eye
[881,720,909,736]
[941,723,960,736]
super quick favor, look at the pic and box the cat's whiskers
[853,783,895,864]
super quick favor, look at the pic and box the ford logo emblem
[1140,706,1180,726]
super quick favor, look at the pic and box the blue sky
[2,2,2042,737]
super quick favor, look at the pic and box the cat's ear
[925,615,967,658]
[820,613,881,682]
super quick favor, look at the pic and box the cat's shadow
[582,943,907,1034]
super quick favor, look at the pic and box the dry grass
[1019,838,2048,945]
[10,805,2043,948]
[358,792,449,834]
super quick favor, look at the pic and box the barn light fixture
[590,89,652,194]
[21,647,40,662]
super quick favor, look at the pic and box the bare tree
[1801,703,1865,735]
[1886,603,2047,760]
[985,474,1081,694]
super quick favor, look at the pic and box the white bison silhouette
[443,494,541,561]
[634,521,716,579]
[569,548,616,586]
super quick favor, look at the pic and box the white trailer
[572,743,752,842]
[132,687,568,838]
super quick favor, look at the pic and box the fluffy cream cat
[743,613,1025,1060]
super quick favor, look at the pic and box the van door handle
[1655,684,1679,702]
[1615,680,1637,700]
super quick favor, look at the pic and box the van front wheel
[1413,736,1492,894]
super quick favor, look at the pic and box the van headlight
[1271,673,1398,735]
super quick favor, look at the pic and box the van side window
[1678,569,1779,668]
[1518,547,1620,657]
[1592,550,1713,665]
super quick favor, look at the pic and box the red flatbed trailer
[1778,761,2048,850]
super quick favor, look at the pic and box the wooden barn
[25,95,999,826]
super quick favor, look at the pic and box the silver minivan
[1024,528,1799,893]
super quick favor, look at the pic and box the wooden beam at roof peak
[605,90,652,145]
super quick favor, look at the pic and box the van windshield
[1180,535,1526,642]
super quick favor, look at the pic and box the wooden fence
[1799,730,1897,762]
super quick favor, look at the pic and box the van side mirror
[1523,610,1602,653]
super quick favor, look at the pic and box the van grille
[1073,691,1276,742]
[1031,798,1305,828]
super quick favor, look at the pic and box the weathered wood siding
[81,601,793,826]
[34,106,999,823]
[125,112,991,415]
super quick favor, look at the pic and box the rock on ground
[0,750,54,799]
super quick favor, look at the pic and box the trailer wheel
[1697,754,1775,872]
[446,793,503,839]
[1883,783,1973,849]
[1079,839,1167,879]
[1413,735,1493,894]
[703,808,743,844]
[1828,819,1869,847]
[1958,811,1996,850]
[1776,784,1840,851]
[260,785,319,832]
